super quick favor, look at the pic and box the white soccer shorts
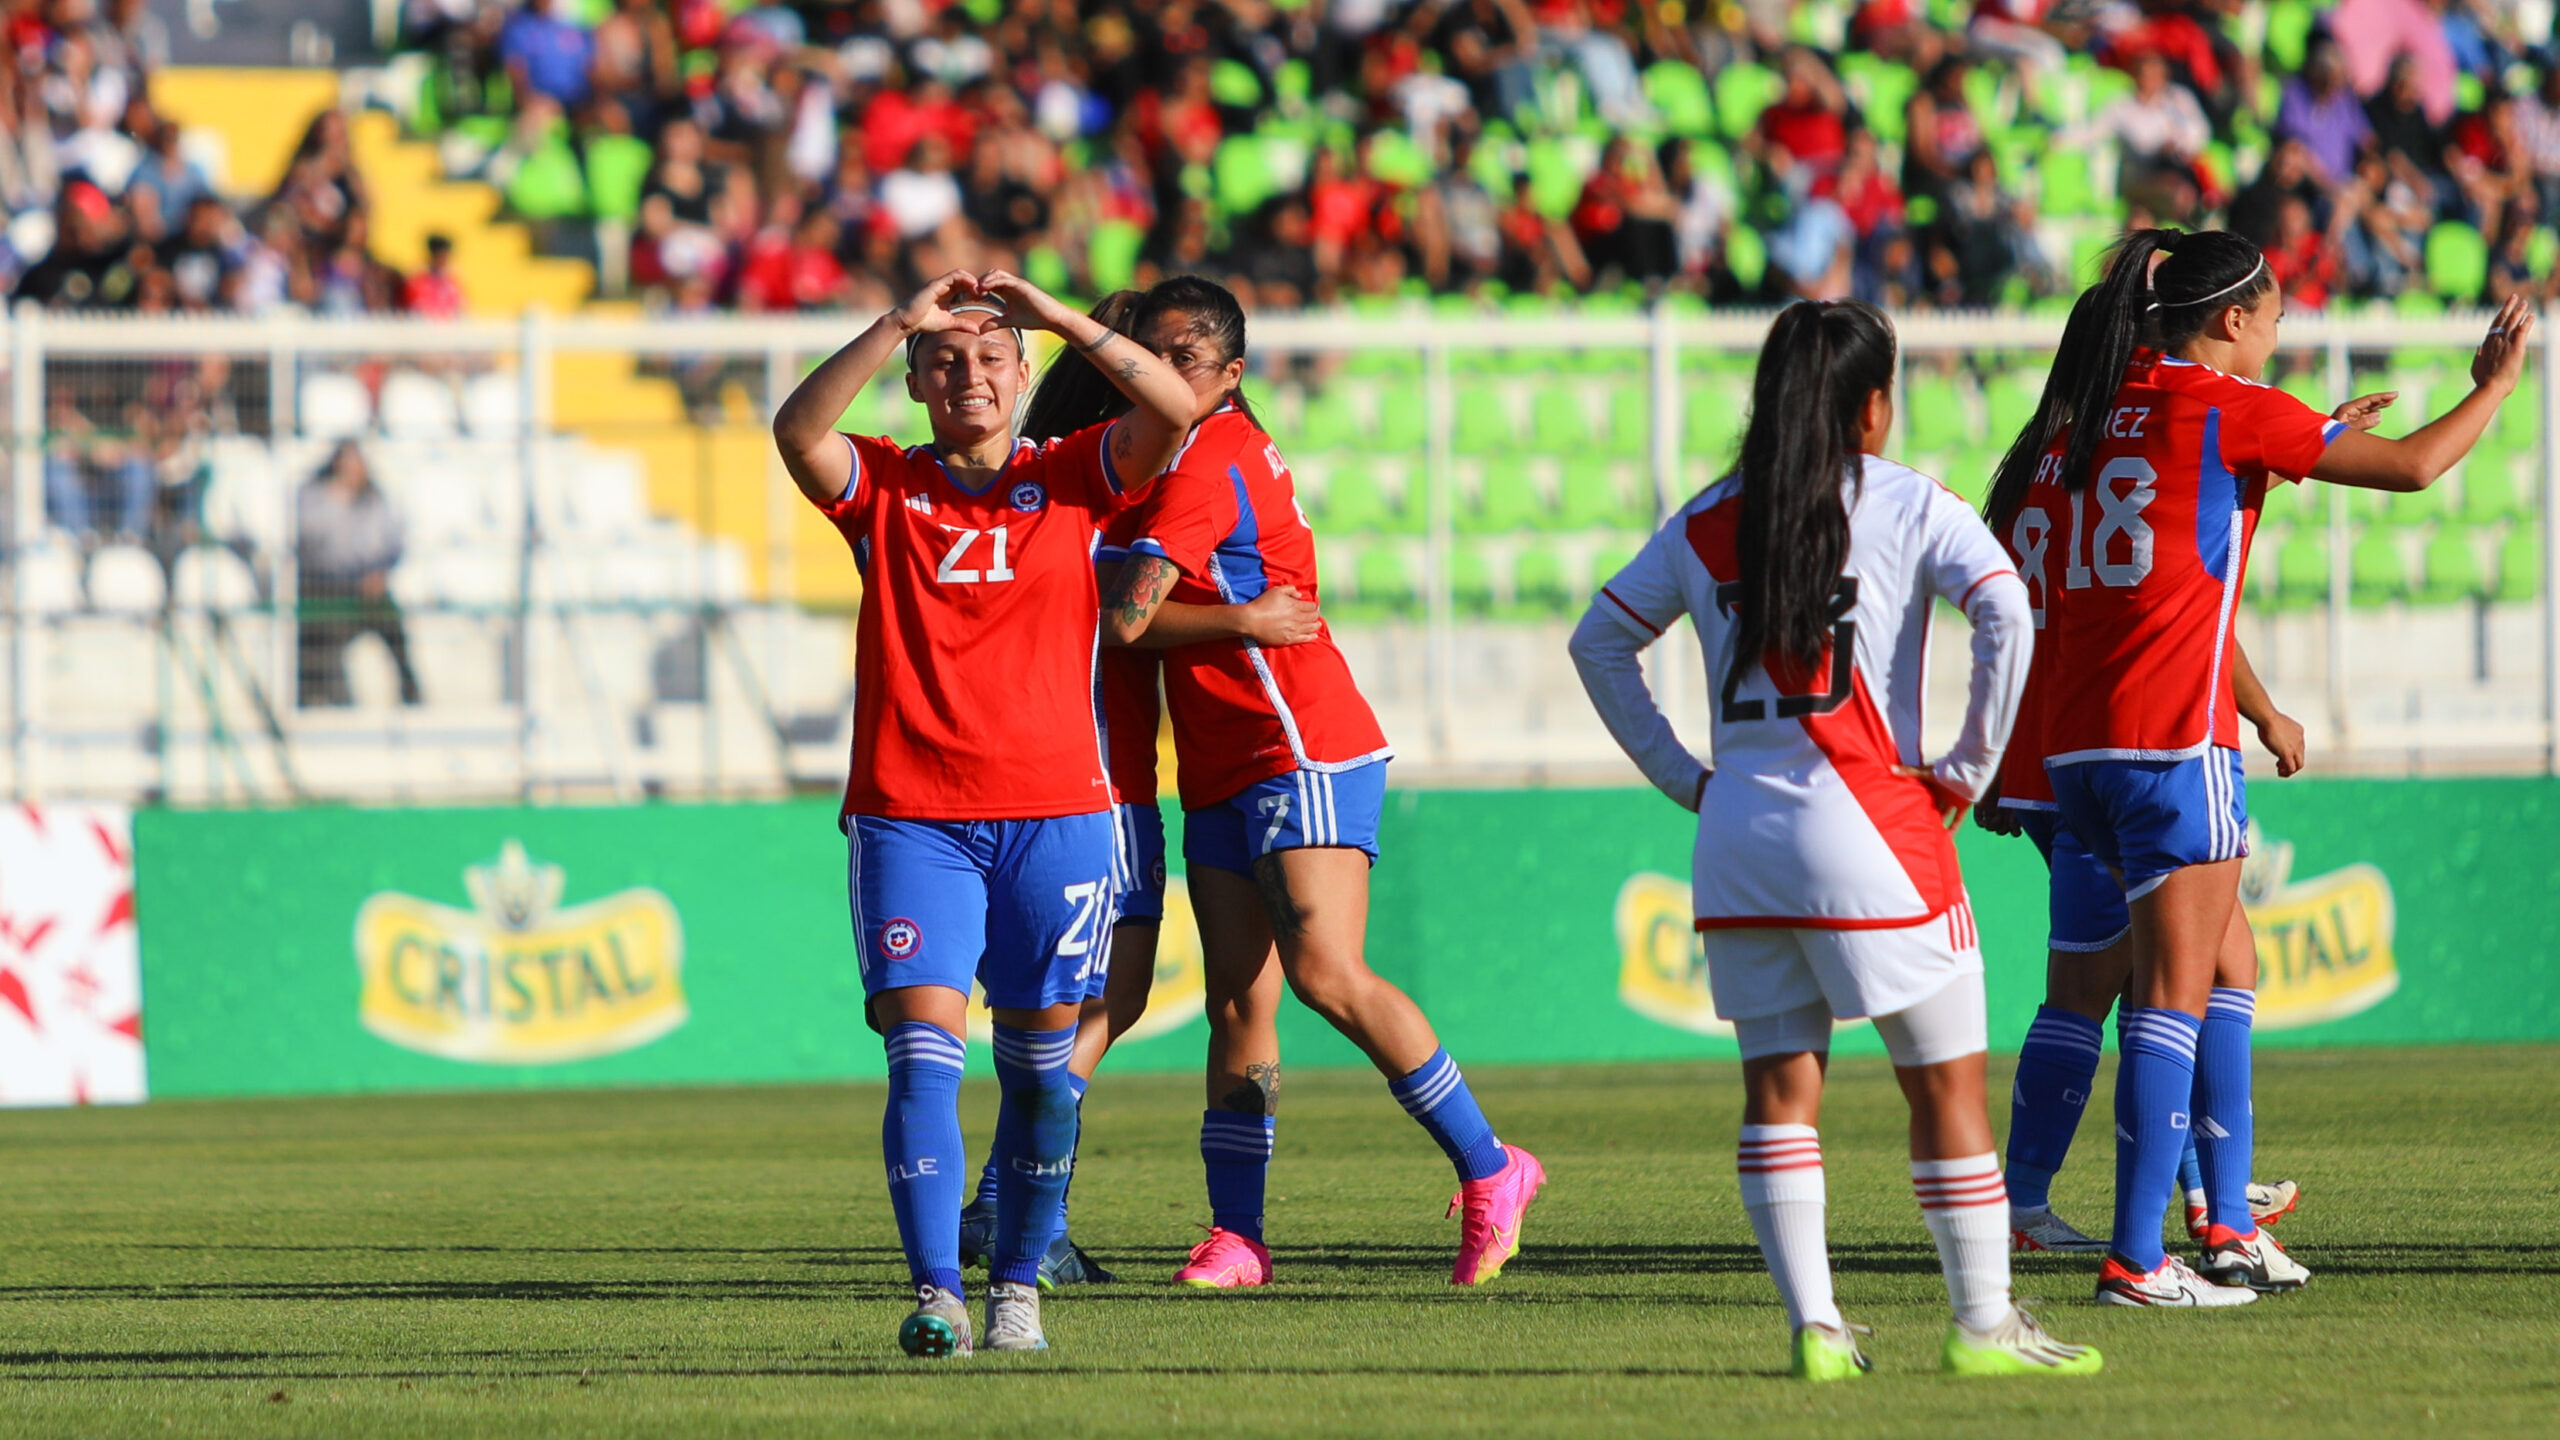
[1706,898,1984,1032]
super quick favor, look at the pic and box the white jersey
[1570,454,2032,930]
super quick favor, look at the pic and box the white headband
[905,301,1026,364]
[2149,255,2267,312]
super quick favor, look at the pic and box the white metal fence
[4,305,2554,805]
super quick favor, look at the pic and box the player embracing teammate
[1573,299,2101,1378]
[1985,230,2531,1307]
[772,268,1198,1357]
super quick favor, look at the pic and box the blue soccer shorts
[1183,760,1387,877]
[2044,748,2249,902]
[1113,801,1168,926]
[2014,808,2133,953]
[848,811,1118,1012]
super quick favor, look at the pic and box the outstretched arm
[2313,295,2534,492]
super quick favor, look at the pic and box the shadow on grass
[0,1355,1774,1384]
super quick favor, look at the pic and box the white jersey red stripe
[1574,455,2033,930]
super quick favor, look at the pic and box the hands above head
[972,268,1083,337]
[890,270,994,339]
[2472,292,2537,393]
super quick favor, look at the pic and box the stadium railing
[3,304,2554,806]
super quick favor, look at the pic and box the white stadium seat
[13,538,83,614]
[86,545,167,615]
[170,546,262,612]
[299,372,374,440]
[378,369,461,439]
[461,372,523,438]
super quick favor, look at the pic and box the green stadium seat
[2425,223,2490,301]
[1353,544,1418,613]
[1023,244,1072,295]
[1559,457,1640,528]
[1088,219,1145,294]
[1715,64,1783,142]
[1523,137,1585,219]
[1317,463,1397,533]
[2275,534,2329,609]
[1455,388,1518,454]
[1590,534,1645,588]
[1374,379,1427,452]
[1842,57,1918,148]
[1606,384,1650,457]
[584,133,654,223]
[2394,288,2448,318]
[2039,149,2100,217]
[2385,481,2454,526]
[1452,544,1496,614]
[1274,58,1311,109]
[2350,532,2409,604]
[1508,545,1573,616]
[507,138,587,221]
[2244,530,2285,607]
[2418,529,2486,602]
[1209,57,1263,109]
[1467,456,1550,532]
[1985,369,2047,443]
[1963,66,2008,132]
[1213,135,1280,218]
[2496,527,2542,601]
[1530,389,1595,453]
[1365,129,1434,188]
[1685,381,1747,460]
[1294,388,1364,452]
[2266,476,2326,527]
[1725,222,1768,291]
[1644,62,1714,138]
[2462,462,2523,523]
[2265,0,2316,72]
[1904,374,1971,452]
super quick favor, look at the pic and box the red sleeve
[1118,465,1234,578]
[1034,420,1142,514]
[816,433,906,518]
[2225,382,2343,482]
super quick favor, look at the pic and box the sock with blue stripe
[2195,987,2258,1236]
[1200,1110,1275,1241]
[972,1072,1087,1222]
[2109,1008,2202,1272]
[2176,1134,2206,1228]
[1389,1047,1509,1183]
[881,1022,969,1297]
[2005,1006,2105,1211]
[988,1025,1079,1287]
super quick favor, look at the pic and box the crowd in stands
[399,0,2560,315]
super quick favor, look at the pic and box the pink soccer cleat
[1174,1227,1272,1289]
[1448,1144,1545,1285]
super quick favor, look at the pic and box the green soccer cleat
[898,1284,973,1359]
[1942,1307,2103,1377]
[1790,1321,1873,1381]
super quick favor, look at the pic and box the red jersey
[812,423,1140,820]
[2034,352,2340,766]
[1097,508,1164,807]
[1119,406,1391,810]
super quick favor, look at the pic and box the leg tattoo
[1254,856,1306,943]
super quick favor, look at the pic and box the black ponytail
[1735,300,1898,675]
[1987,227,2273,509]
[1018,290,1146,442]
[1132,273,1258,427]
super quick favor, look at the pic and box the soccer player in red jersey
[1573,300,2097,1379]
[1997,230,2532,1307]
[1085,277,1545,1290]
[951,293,1322,1286]
[771,268,1197,1357]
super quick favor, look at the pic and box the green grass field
[5,1044,2557,1438]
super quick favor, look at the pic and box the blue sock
[2005,1006,2105,1211]
[1200,1110,1275,1241]
[881,1022,968,1297]
[971,1071,1085,1220]
[1388,1047,1508,1183]
[2196,987,2258,1236]
[2109,1008,2201,1272]
[988,1025,1079,1287]
[2178,1135,2206,1199]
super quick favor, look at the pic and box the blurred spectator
[1570,134,1680,287]
[1496,170,1589,294]
[2515,64,2560,225]
[1967,0,2064,113]
[1902,57,1984,206]
[2332,0,2458,126]
[2483,200,2549,305]
[2274,36,2372,189]
[2341,152,2432,297]
[499,0,596,113]
[43,384,151,541]
[2444,88,2525,227]
[402,233,465,317]
[2099,52,2212,222]
[1416,128,1504,291]
[297,441,422,710]
[1421,0,1539,122]
[1662,137,1735,293]
[1765,190,1854,301]
[2367,54,2449,218]
[2262,194,2340,311]
[1926,147,2038,307]
[1748,47,1849,187]
[1818,128,1908,305]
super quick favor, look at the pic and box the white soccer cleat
[2249,1179,2302,1226]
[898,1283,973,1358]
[2095,1253,2260,1308]
[2199,1224,2311,1293]
[983,1279,1049,1351]
[2010,1204,2108,1254]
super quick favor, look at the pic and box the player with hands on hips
[1572,299,2100,1380]
[772,269,1192,1358]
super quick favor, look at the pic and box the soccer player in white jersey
[1571,300,2099,1379]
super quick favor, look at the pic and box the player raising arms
[951,292,1323,1286]
[2003,230,2531,1307]
[1572,300,2100,1379]
[1090,276,1545,1290]
[772,269,1195,1357]
[1979,286,2309,1257]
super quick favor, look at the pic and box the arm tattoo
[1111,355,1145,385]
[1218,1063,1280,1116]
[1253,855,1307,944]
[1076,326,1119,353]
[1106,554,1179,634]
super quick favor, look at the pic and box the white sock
[1913,1153,2012,1332]
[1738,1124,1840,1332]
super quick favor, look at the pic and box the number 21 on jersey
[934,523,1016,584]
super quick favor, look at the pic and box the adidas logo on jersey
[906,494,934,514]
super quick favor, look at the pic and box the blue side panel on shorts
[1183,760,1388,875]
[849,812,1119,1011]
